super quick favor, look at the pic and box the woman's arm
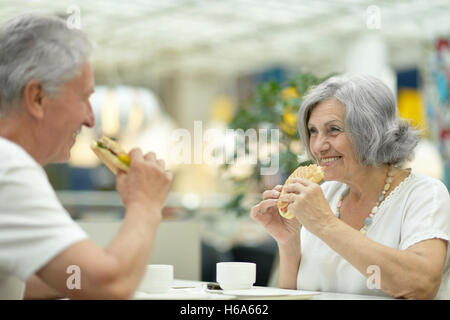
[282,177,448,299]
[318,219,447,299]
[250,185,302,290]
[278,237,301,289]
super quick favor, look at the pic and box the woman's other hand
[250,185,301,245]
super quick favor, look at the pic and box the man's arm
[35,206,161,299]
[24,275,64,300]
[30,149,171,299]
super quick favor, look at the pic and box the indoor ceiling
[1,0,449,81]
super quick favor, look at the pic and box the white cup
[216,262,256,290]
[138,264,174,293]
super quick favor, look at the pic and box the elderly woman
[251,75,449,299]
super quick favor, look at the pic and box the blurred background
[1,0,449,286]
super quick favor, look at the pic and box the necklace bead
[336,165,394,235]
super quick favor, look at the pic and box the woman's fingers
[250,199,277,218]
[283,182,305,194]
[262,185,283,200]
[278,193,297,204]
[262,189,280,200]
[274,184,283,192]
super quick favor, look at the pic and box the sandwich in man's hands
[277,164,325,219]
[91,136,130,175]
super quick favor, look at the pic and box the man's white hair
[0,13,92,116]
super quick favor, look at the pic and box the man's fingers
[165,170,173,181]
[156,159,166,170]
[143,151,157,162]
[129,148,144,162]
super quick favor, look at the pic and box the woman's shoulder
[398,170,450,204]
[405,170,448,192]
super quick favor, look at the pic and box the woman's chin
[323,170,339,182]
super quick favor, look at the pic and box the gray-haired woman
[251,75,450,299]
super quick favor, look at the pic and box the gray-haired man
[0,13,172,299]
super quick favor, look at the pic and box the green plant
[222,72,332,216]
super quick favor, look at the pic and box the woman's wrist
[277,238,301,289]
[275,226,301,247]
[314,213,340,240]
[278,238,300,256]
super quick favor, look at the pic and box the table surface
[134,279,395,300]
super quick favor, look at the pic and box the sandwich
[277,164,325,219]
[90,136,130,175]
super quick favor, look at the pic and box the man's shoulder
[0,137,39,170]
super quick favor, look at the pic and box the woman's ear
[22,80,46,120]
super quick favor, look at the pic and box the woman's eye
[330,126,342,133]
[308,128,317,135]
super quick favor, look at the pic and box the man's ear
[22,80,46,120]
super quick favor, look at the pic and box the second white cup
[216,262,256,290]
[138,264,174,293]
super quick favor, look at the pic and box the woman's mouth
[320,156,342,166]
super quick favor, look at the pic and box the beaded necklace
[336,164,395,235]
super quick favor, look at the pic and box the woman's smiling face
[307,98,359,182]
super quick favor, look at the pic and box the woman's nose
[312,134,330,154]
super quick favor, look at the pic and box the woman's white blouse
[297,171,450,299]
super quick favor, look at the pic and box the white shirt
[297,171,450,299]
[0,137,87,299]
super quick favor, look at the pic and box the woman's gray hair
[298,74,419,166]
[0,13,92,116]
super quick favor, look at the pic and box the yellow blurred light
[69,128,99,168]
[280,110,298,136]
[127,101,144,133]
[101,90,120,137]
[211,95,234,124]
[281,87,300,100]
[397,88,428,136]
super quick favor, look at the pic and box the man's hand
[116,149,172,221]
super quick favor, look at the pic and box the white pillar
[344,33,396,95]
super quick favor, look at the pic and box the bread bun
[277,164,324,219]
[90,137,130,175]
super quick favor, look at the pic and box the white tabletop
[134,279,395,300]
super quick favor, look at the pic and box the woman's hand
[279,178,335,235]
[250,185,301,245]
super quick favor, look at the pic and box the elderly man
[0,14,172,299]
